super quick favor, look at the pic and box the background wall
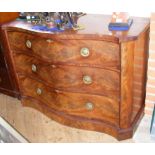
[145,13,155,115]
[96,11,151,17]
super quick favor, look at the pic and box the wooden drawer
[14,53,120,98]
[8,31,120,69]
[19,75,119,126]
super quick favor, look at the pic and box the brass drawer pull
[85,102,94,110]
[36,88,42,95]
[46,39,54,43]
[26,40,32,48]
[32,64,37,72]
[80,48,90,57]
[83,75,93,85]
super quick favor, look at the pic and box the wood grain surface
[8,31,120,69]
[120,41,135,128]
[14,53,120,98]
[19,75,119,126]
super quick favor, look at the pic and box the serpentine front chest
[1,14,149,140]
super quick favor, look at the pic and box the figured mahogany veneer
[13,53,120,98]
[8,31,120,69]
[1,14,150,140]
[19,75,119,126]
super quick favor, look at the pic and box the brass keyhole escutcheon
[26,40,32,48]
[32,64,37,72]
[83,75,93,85]
[80,47,90,57]
[36,88,42,95]
[46,39,54,43]
[85,102,94,110]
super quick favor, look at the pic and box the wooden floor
[0,93,153,143]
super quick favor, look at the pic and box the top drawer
[7,31,120,69]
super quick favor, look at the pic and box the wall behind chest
[145,13,155,115]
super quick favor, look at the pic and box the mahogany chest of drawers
[1,14,149,140]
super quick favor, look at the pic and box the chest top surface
[2,14,149,42]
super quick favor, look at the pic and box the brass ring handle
[32,64,37,72]
[80,48,90,57]
[26,40,32,48]
[83,75,93,85]
[85,102,94,110]
[36,88,42,95]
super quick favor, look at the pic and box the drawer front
[19,75,119,126]
[14,53,120,98]
[8,31,120,68]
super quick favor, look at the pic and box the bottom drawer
[18,75,119,126]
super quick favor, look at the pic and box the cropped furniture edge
[0,14,150,140]
[0,12,20,98]
[0,26,20,98]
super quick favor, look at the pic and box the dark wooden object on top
[1,14,150,140]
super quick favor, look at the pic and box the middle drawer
[14,53,120,99]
